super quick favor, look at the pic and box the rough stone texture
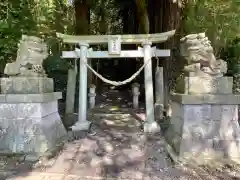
[2,122,207,180]
[180,33,227,77]
[0,101,58,119]
[0,92,62,103]
[0,77,53,94]
[2,89,240,180]
[4,35,48,77]
[176,76,233,94]
[168,92,240,164]
[0,35,66,159]
[0,94,67,157]
[171,93,240,104]
[167,33,240,165]
[0,111,66,154]
[2,118,237,180]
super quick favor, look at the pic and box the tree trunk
[117,2,139,90]
[135,0,149,34]
[148,0,184,106]
[65,0,90,115]
[74,0,92,85]
[54,1,65,34]
[74,0,90,35]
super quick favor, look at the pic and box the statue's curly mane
[4,35,48,77]
[180,33,227,77]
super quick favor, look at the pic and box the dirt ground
[1,89,240,180]
[2,119,240,180]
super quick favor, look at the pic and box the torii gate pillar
[142,41,161,133]
[72,43,92,131]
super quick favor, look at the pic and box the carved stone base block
[0,93,67,157]
[176,76,233,94]
[0,77,54,94]
[166,93,240,164]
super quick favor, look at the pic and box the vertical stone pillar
[142,41,161,133]
[155,66,164,119]
[71,43,91,131]
[132,82,140,109]
[88,84,96,109]
[65,67,77,115]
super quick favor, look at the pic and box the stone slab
[171,93,240,104]
[0,111,67,155]
[166,134,223,165]
[176,76,233,94]
[0,101,58,119]
[1,77,53,94]
[213,139,240,163]
[0,92,62,103]
[169,138,240,164]
[169,116,183,135]
[179,138,214,159]
[167,98,240,164]
[172,103,239,141]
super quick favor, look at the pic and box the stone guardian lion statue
[4,35,48,77]
[180,33,227,77]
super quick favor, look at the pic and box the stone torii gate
[57,30,175,133]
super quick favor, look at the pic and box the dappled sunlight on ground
[2,89,240,179]
[3,122,237,180]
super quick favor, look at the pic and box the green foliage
[221,38,240,76]
[43,54,70,73]
[0,0,74,73]
[43,54,69,100]
[0,0,37,72]
[90,0,122,35]
[183,0,240,55]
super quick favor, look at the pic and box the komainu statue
[4,35,48,77]
[180,33,227,77]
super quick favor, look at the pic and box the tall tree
[135,0,149,34]
[0,0,37,73]
[114,0,184,100]
[74,0,90,35]
[116,0,139,88]
[183,0,240,56]
[74,0,93,85]
[144,0,184,105]
[131,0,184,104]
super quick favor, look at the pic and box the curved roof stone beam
[56,30,176,45]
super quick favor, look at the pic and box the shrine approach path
[1,89,236,180]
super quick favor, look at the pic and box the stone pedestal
[167,76,240,164]
[0,77,67,159]
[0,77,53,94]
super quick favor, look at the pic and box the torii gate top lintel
[56,30,176,45]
